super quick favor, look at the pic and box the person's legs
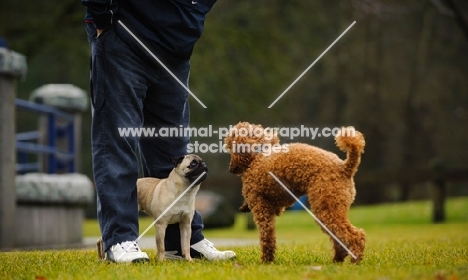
[87,22,150,261]
[139,59,191,178]
[138,59,205,256]
[138,59,236,260]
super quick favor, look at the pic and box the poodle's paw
[332,254,346,263]
[261,252,275,263]
[350,255,363,264]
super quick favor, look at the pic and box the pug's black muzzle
[185,160,208,184]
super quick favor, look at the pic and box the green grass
[2,198,468,280]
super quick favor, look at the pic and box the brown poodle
[224,122,366,263]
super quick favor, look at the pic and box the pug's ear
[171,155,186,167]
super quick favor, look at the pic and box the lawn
[1,198,467,280]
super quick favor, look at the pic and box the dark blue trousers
[86,22,204,254]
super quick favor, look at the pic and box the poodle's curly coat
[224,122,366,263]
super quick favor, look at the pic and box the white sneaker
[190,239,236,261]
[106,241,150,263]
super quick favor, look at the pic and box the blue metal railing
[15,99,75,174]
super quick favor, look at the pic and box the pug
[97,154,208,262]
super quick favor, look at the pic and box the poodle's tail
[335,127,365,178]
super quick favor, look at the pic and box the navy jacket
[82,0,216,60]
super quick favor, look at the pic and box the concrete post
[0,47,27,250]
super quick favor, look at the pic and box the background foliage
[2,0,467,208]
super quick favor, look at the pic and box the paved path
[83,237,257,250]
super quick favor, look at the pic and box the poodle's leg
[310,197,365,263]
[239,201,251,212]
[251,202,277,263]
[321,217,364,263]
[328,225,365,263]
[348,227,365,264]
[329,222,365,264]
[332,239,348,262]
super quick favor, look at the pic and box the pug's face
[173,154,208,183]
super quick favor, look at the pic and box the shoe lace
[202,239,220,252]
[120,241,140,253]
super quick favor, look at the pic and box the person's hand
[97,29,103,37]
